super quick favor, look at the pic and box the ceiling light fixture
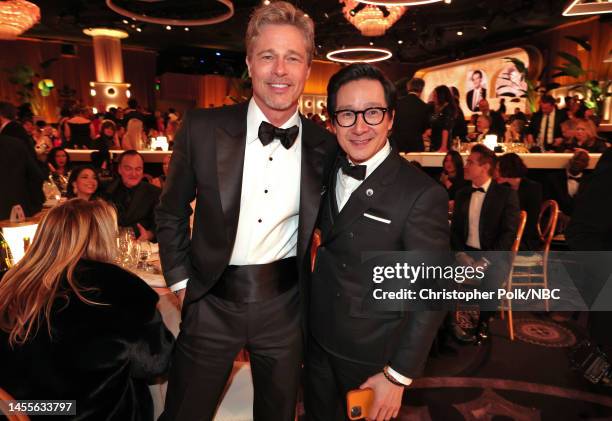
[562,0,612,16]
[0,0,40,40]
[343,0,406,36]
[106,0,234,26]
[327,47,392,63]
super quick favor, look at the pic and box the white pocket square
[363,212,391,224]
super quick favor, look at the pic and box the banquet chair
[0,387,30,421]
[505,200,559,340]
[499,210,527,340]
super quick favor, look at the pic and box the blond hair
[574,118,597,140]
[121,118,144,150]
[245,1,315,64]
[0,199,118,346]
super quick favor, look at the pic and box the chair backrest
[0,387,30,421]
[537,200,559,252]
[512,210,528,253]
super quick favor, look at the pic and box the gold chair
[504,200,559,340]
[500,210,527,337]
[0,387,30,421]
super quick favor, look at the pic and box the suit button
[348,232,354,239]
[341,263,347,269]
[319,246,326,251]
[336,292,341,298]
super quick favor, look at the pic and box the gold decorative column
[83,28,131,112]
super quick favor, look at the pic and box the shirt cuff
[385,366,413,387]
[169,279,188,292]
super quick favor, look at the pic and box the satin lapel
[321,156,342,241]
[460,190,471,242]
[297,117,328,265]
[216,104,248,246]
[327,152,401,241]
[479,183,496,244]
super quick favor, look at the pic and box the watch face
[351,406,362,418]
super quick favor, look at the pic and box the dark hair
[117,149,143,166]
[407,78,425,94]
[67,165,100,198]
[36,120,46,129]
[0,101,17,120]
[100,120,116,133]
[470,144,496,176]
[47,147,71,170]
[472,70,483,79]
[497,153,528,178]
[540,94,556,106]
[327,63,397,117]
[434,85,457,118]
[443,150,464,181]
[450,86,460,99]
[127,99,138,109]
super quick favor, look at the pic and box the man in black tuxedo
[155,3,336,420]
[0,134,45,219]
[451,144,520,342]
[305,64,448,421]
[0,101,36,159]
[105,150,160,242]
[389,77,429,152]
[466,70,487,112]
[526,95,568,151]
[544,150,589,231]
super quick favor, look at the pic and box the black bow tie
[340,157,367,181]
[471,187,485,193]
[568,176,582,182]
[258,121,299,149]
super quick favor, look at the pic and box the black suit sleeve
[155,111,198,286]
[493,189,520,251]
[390,183,448,378]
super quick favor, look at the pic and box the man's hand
[359,373,403,421]
[136,223,155,242]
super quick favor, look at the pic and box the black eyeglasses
[332,107,388,128]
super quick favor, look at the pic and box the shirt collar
[472,177,492,192]
[246,98,300,145]
[346,140,391,179]
[566,169,583,179]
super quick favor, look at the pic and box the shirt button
[258,219,262,223]
[341,263,347,269]
[348,232,354,239]
[264,189,268,194]
[269,157,273,161]
[336,292,341,298]
[319,246,326,252]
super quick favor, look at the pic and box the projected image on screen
[495,63,527,98]
[466,70,488,112]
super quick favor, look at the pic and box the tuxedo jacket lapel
[327,152,401,242]
[297,117,329,264]
[216,103,248,246]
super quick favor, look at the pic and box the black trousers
[161,285,302,421]
[304,338,383,421]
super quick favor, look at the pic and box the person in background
[123,98,145,128]
[544,150,589,232]
[65,106,94,149]
[572,118,608,153]
[67,165,101,201]
[468,114,492,143]
[450,86,468,142]
[46,147,71,177]
[151,154,171,190]
[498,98,507,116]
[91,120,120,150]
[105,150,160,242]
[560,119,577,151]
[121,118,146,150]
[509,107,527,123]
[390,77,429,152]
[466,70,487,112]
[476,99,506,139]
[504,118,527,143]
[440,150,469,202]
[0,101,36,158]
[428,85,456,152]
[526,95,568,152]
[0,199,174,420]
[495,153,543,251]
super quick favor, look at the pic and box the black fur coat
[0,259,174,420]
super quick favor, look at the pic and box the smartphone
[346,388,374,420]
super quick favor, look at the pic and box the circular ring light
[105,0,234,26]
[356,0,443,5]
[327,47,392,63]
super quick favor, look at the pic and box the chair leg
[508,299,515,341]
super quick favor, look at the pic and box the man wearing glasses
[305,63,448,421]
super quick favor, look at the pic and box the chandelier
[0,0,40,40]
[342,0,406,37]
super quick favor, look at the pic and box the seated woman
[46,147,72,194]
[67,165,101,201]
[0,199,174,420]
[504,118,527,144]
[570,118,608,153]
[467,114,493,143]
[440,150,469,201]
[495,153,543,251]
[91,120,120,150]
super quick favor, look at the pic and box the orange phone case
[346,388,374,420]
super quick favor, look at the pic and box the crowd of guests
[385,78,609,154]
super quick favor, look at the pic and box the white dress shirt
[472,88,482,111]
[466,177,492,250]
[335,141,391,211]
[537,108,556,148]
[567,170,582,198]
[170,99,302,292]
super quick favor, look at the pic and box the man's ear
[245,57,252,78]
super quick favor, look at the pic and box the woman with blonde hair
[0,199,173,420]
[121,117,146,150]
[572,118,608,153]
